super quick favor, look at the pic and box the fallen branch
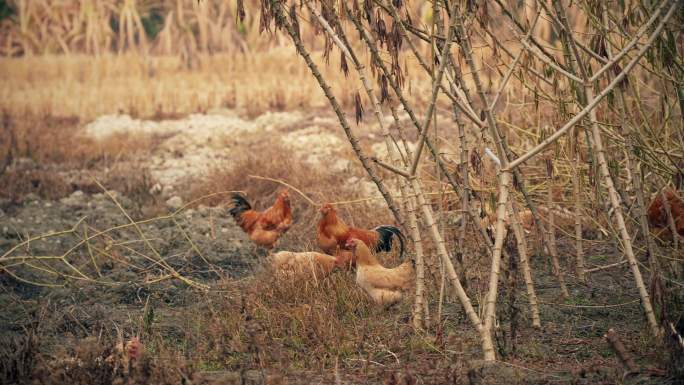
[604,328,640,374]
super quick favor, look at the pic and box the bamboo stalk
[411,177,485,334]
[403,182,428,330]
[450,6,509,361]
[599,2,659,270]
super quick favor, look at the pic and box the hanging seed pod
[237,0,246,23]
[545,158,554,179]
[512,172,521,192]
[466,0,475,14]
[340,51,349,77]
[476,1,489,29]
[393,57,405,89]
[492,39,499,62]
[273,1,285,31]
[352,0,361,19]
[662,30,677,69]
[608,158,620,182]
[323,36,332,64]
[354,92,364,124]
[376,11,387,47]
[488,192,497,215]
[309,7,322,35]
[590,34,607,59]
[290,4,300,39]
[453,62,462,80]
[538,125,547,146]
[543,64,553,79]
[380,74,389,104]
[470,150,482,175]
[392,22,403,52]
[337,0,346,21]
[393,0,403,9]
[559,97,567,117]
[404,8,413,27]
[364,0,373,22]
[259,1,272,33]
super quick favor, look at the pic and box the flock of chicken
[227,186,684,307]
[228,190,411,306]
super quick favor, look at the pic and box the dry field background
[1,0,684,384]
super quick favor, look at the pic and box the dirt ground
[1,111,682,384]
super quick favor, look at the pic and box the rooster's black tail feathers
[228,193,252,220]
[374,225,407,263]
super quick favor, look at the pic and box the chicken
[647,189,684,241]
[317,203,405,264]
[229,189,293,249]
[333,248,355,270]
[269,251,337,280]
[344,238,414,307]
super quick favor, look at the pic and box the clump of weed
[180,270,416,373]
[0,111,161,205]
[32,336,191,385]
[0,331,41,385]
[1,112,155,169]
[100,164,163,219]
[0,169,70,203]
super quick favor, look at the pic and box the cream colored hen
[269,251,337,280]
[343,238,413,307]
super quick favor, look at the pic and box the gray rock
[467,360,542,385]
[11,157,38,172]
[23,193,40,203]
[166,196,183,210]
[162,185,175,199]
[149,182,163,195]
[60,190,85,206]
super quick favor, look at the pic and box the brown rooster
[344,238,414,306]
[647,189,684,241]
[229,189,293,249]
[317,203,405,264]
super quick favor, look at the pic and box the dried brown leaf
[355,92,364,124]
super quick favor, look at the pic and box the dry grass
[183,272,419,371]
[1,112,156,166]
[0,50,434,120]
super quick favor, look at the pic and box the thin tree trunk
[508,200,542,327]
[572,129,586,282]
[546,158,570,298]
[404,183,428,330]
